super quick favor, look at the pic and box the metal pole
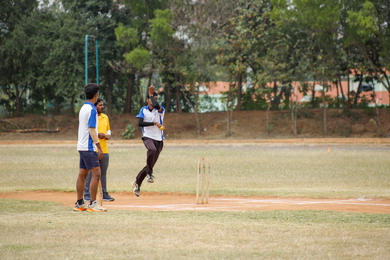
[96,39,99,85]
[85,35,89,86]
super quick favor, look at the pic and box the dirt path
[1,191,389,214]
[1,138,390,145]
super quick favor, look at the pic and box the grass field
[1,142,390,259]
[1,143,389,198]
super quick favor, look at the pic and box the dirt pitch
[1,191,389,214]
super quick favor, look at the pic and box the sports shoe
[87,200,107,212]
[147,174,155,183]
[73,201,87,212]
[103,193,115,202]
[133,181,140,197]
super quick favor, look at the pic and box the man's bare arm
[89,128,103,159]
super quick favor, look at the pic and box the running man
[74,83,106,212]
[84,98,115,202]
[132,87,165,197]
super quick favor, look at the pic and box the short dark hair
[85,83,99,99]
[94,98,103,106]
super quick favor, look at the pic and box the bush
[121,123,135,139]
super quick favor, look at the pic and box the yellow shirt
[98,113,111,154]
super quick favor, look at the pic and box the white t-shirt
[77,102,98,151]
[136,106,165,141]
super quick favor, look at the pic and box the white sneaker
[87,200,107,212]
[147,174,154,183]
[133,181,140,197]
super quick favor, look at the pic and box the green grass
[1,199,390,259]
[1,144,390,259]
[0,144,389,198]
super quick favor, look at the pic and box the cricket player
[132,87,165,197]
[74,83,106,212]
[84,98,115,202]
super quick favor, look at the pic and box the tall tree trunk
[165,81,171,113]
[338,76,346,109]
[195,85,201,136]
[266,103,271,135]
[181,87,201,136]
[236,73,243,111]
[335,80,340,108]
[55,96,61,115]
[353,73,363,107]
[176,86,182,112]
[311,82,316,108]
[14,85,21,117]
[322,82,327,136]
[14,84,28,116]
[379,72,390,108]
[372,86,381,135]
[4,87,12,116]
[271,81,280,110]
[226,85,232,137]
[124,74,134,114]
[290,90,297,136]
[347,72,351,108]
[71,95,76,117]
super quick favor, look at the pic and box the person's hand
[148,86,155,96]
[105,134,111,140]
[154,122,164,130]
[98,133,105,139]
[98,150,103,160]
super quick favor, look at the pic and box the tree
[112,1,169,113]
[345,0,390,103]
[0,4,42,116]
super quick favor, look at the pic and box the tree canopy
[0,0,389,117]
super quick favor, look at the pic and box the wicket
[196,158,210,204]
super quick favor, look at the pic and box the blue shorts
[79,151,100,170]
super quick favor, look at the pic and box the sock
[77,199,84,205]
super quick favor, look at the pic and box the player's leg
[145,138,158,171]
[80,151,106,212]
[89,166,101,202]
[74,152,89,211]
[101,154,114,201]
[88,165,106,212]
[83,171,92,201]
[147,140,163,183]
[133,138,157,196]
[150,140,163,169]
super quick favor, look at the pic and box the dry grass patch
[1,144,390,198]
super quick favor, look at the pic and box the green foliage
[124,47,150,70]
[115,23,138,49]
[121,123,135,139]
[241,88,268,110]
[347,1,378,43]
[1,0,390,116]
[150,9,174,48]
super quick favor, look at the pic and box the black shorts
[79,151,100,170]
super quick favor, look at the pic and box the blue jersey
[77,102,98,151]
